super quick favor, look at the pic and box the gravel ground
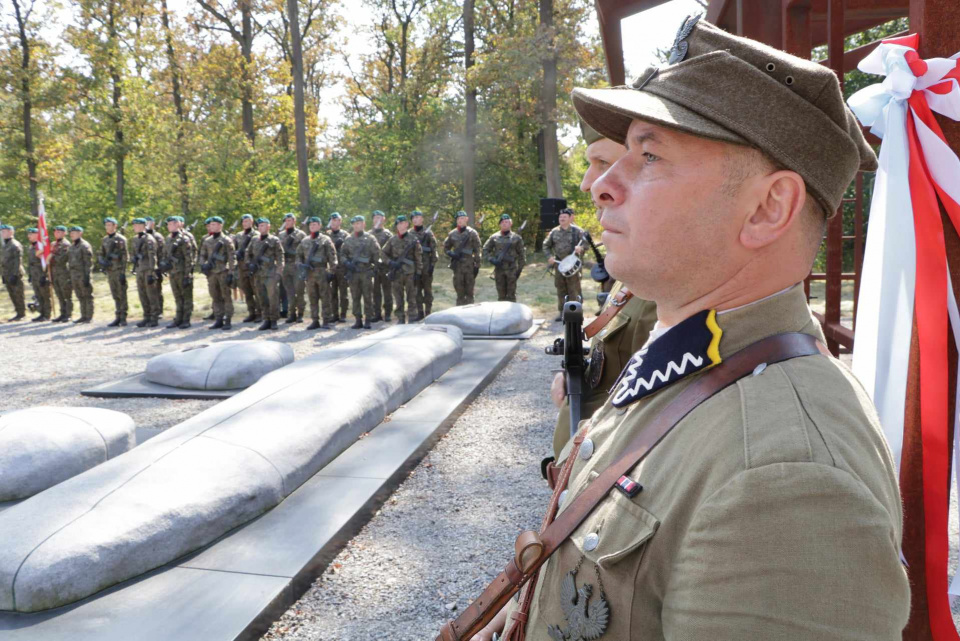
[261,330,560,641]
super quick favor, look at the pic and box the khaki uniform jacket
[381,232,423,276]
[412,226,438,269]
[163,232,195,276]
[507,284,909,640]
[99,233,127,273]
[553,282,659,456]
[296,232,338,277]
[483,231,525,272]
[443,226,481,269]
[341,232,382,273]
[51,238,71,277]
[542,226,583,261]
[67,239,93,279]
[131,233,158,273]
[244,234,283,278]
[1,239,24,280]
[199,233,237,274]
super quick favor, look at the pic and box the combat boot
[285,313,298,325]
[242,314,257,323]
[146,318,159,327]
[178,320,192,329]
[118,315,127,327]
[363,318,372,329]
[51,315,65,323]
[338,315,347,323]
[221,318,232,331]
[204,312,215,321]
[136,318,149,328]
[351,317,363,329]
[76,317,91,324]
[166,317,183,329]
[210,317,224,329]
[107,315,121,327]
[270,320,278,330]
[31,315,45,322]
[306,320,321,330]
[370,314,382,323]
[258,319,272,331]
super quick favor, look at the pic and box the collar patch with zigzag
[611,309,722,408]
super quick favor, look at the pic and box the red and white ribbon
[36,194,50,269]
[849,33,960,640]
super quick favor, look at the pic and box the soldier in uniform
[466,18,909,641]
[245,217,283,331]
[482,214,525,302]
[0,224,26,321]
[296,216,338,330]
[326,212,349,322]
[341,215,380,329]
[381,214,422,324]
[369,210,393,322]
[130,218,161,328]
[161,216,195,329]
[199,215,237,330]
[543,208,584,322]
[50,225,73,322]
[67,226,94,324]
[144,216,165,316]
[233,214,260,323]
[98,217,128,327]
[443,211,481,306]
[25,227,52,321]
[410,210,437,319]
[279,212,306,324]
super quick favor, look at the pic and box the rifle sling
[437,332,827,641]
[583,287,634,339]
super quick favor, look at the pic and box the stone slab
[145,341,294,391]
[425,301,533,335]
[462,319,544,341]
[0,337,519,641]
[0,324,463,612]
[81,373,240,400]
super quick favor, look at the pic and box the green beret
[455,210,468,219]
[500,213,512,221]
[329,212,342,219]
[411,210,424,218]
[395,215,408,225]
[372,210,386,218]
[27,227,38,233]
[307,216,322,224]
[283,212,296,220]
[256,217,270,225]
[350,215,365,224]
[53,225,67,232]
[144,216,155,222]
[69,226,83,232]
[132,218,146,225]
[241,214,254,220]
[579,118,603,145]
[0,224,13,231]
[104,217,118,225]
[205,216,224,224]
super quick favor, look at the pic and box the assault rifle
[235,229,254,263]
[445,232,472,269]
[388,238,417,281]
[201,238,226,275]
[545,297,588,438]
[248,239,270,276]
[298,238,321,281]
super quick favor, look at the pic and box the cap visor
[572,86,746,147]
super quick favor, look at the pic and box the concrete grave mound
[425,301,533,336]
[0,324,462,612]
[0,407,136,502]
[144,340,295,390]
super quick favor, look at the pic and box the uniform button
[599,329,607,337]
[579,439,595,460]
[752,362,767,377]
[559,490,569,506]
[583,532,600,552]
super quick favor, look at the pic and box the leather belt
[583,287,634,339]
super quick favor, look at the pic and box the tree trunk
[108,0,124,210]
[240,0,255,144]
[286,0,311,216]
[539,0,562,199]
[12,0,38,216]
[463,0,476,226]
[160,0,190,217]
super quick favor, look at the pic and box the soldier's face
[500,220,512,232]
[397,221,409,234]
[330,219,341,230]
[28,233,38,243]
[412,216,423,227]
[558,214,571,228]
[242,218,253,229]
[167,221,178,233]
[373,217,384,228]
[1,230,12,240]
[352,221,365,234]
[284,218,295,229]
[70,231,81,241]
[54,230,65,240]
[591,119,740,305]
[457,218,466,229]
[582,139,627,222]
[210,222,222,233]
[258,222,270,234]
[105,222,117,234]
[133,224,146,234]
[309,222,320,233]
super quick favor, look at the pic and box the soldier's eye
[642,152,659,163]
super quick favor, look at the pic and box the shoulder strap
[583,287,634,339]
[437,332,827,641]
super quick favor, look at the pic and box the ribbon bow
[848,34,960,641]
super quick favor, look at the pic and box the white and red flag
[36,194,51,268]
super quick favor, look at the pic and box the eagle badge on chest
[547,570,610,641]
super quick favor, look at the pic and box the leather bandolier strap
[583,287,634,339]
[436,332,828,641]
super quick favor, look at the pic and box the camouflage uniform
[280,227,307,321]
[68,238,95,322]
[370,226,394,321]
[99,232,128,324]
[483,230,525,302]
[245,233,284,324]
[543,225,584,313]
[162,231,195,327]
[342,231,381,326]
[131,232,161,325]
[199,232,237,324]
[1,237,26,318]
[296,231,338,326]
[146,226,166,314]
[412,225,438,317]
[381,231,423,323]
[50,237,72,320]
[27,241,52,319]
[443,226,482,305]
[233,227,260,321]
[326,228,350,321]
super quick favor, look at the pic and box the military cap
[132,218,146,225]
[395,214,408,225]
[372,210,386,218]
[350,215,365,224]
[241,213,254,220]
[0,224,13,231]
[572,16,876,215]
[205,216,224,224]
[283,212,297,220]
[256,217,270,225]
[560,207,575,216]
[144,216,155,222]
[27,227,38,233]
[307,216,322,224]
[411,210,424,218]
[329,212,342,220]
[53,225,67,232]
[579,118,604,145]
[165,216,179,224]
[455,210,468,219]
[500,213,512,221]
[69,225,83,232]
[104,217,118,225]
